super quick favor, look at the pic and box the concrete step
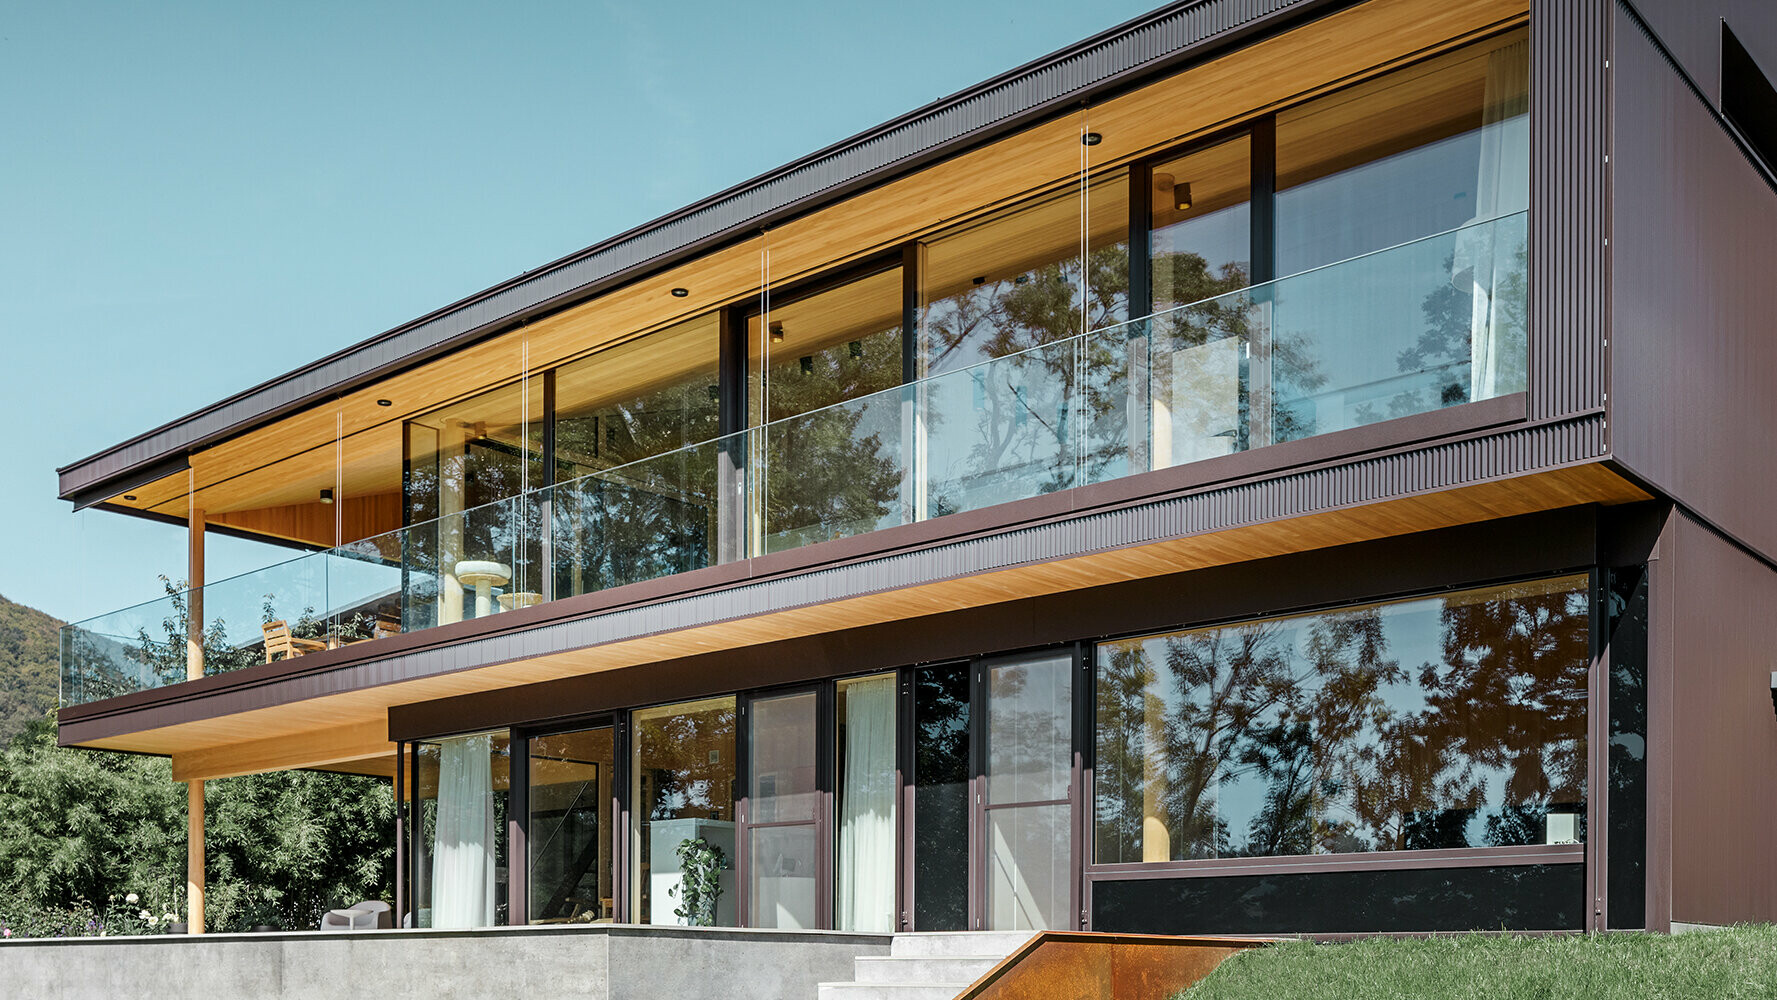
[852,955,1004,984]
[888,931,1035,959]
[817,983,976,1000]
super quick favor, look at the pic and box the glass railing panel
[551,432,733,597]
[1091,210,1528,479]
[1130,291,1255,472]
[1270,211,1528,442]
[195,552,331,672]
[61,213,1531,708]
[921,337,1078,518]
[61,592,187,705]
[392,492,543,631]
[760,389,907,554]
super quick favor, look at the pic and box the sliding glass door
[981,651,1075,931]
[742,688,823,928]
[528,724,616,923]
[632,697,738,925]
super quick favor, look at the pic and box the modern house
[52,0,1777,942]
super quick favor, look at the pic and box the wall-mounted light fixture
[671,287,690,298]
[770,322,785,344]
[319,489,334,505]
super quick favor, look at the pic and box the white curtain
[837,676,897,932]
[431,734,497,929]
[1457,38,1530,401]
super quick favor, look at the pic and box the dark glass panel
[913,663,971,931]
[1094,575,1591,864]
[1607,565,1650,929]
[528,726,615,924]
[1091,863,1584,934]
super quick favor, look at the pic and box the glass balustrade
[61,211,1527,706]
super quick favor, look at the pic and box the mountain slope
[0,594,62,741]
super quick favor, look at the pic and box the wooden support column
[187,505,206,935]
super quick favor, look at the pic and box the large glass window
[405,381,545,630]
[746,689,820,929]
[836,673,898,932]
[1093,575,1589,865]
[632,697,737,925]
[412,731,513,928]
[1146,136,1253,469]
[528,725,616,924]
[1270,30,1530,437]
[552,315,723,597]
[916,174,1130,518]
[750,265,908,553]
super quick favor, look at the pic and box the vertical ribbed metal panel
[1530,0,1611,421]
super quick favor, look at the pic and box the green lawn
[1179,925,1777,1000]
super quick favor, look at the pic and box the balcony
[61,211,1528,707]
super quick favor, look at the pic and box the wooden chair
[263,620,326,663]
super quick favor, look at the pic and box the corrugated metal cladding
[107,414,1606,719]
[1529,0,1610,422]
[59,0,1316,502]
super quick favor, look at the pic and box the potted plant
[668,836,728,927]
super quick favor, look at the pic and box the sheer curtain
[1460,38,1530,401]
[838,676,897,931]
[432,734,496,928]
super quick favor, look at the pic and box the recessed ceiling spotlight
[123,495,138,501]
[671,287,689,298]
[376,399,393,407]
[1082,132,1102,146]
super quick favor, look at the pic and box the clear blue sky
[0,0,1159,625]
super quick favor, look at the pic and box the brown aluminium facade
[52,0,1777,938]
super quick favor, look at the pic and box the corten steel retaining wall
[0,925,892,1000]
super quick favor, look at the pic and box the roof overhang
[58,0,1356,508]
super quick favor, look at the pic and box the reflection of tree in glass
[1389,234,1530,421]
[922,247,1129,513]
[760,325,907,548]
[1095,583,1589,864]
[640,707,735,823]
[1154,250,1328,449]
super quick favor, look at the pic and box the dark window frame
[1082,568,1598,890]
